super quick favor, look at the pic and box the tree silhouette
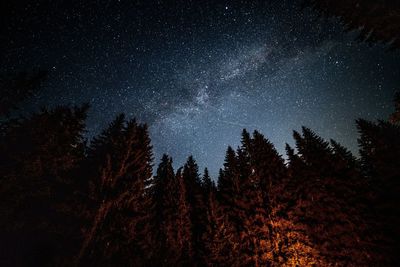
[182,156,207,266]
[78,115,153,266]
[357,117,400,265]
[304,0,400,49]
[1,93,399,265]
[0,105,88,266]
[286,127,374,266]
[201,173,235,266]
[151,155,192,266]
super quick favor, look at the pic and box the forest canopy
[0,94,399,266]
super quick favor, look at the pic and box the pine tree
[217,146,242,264]
[237,130,287,266]
[218,146,240,199]
[182,156,206,265]
[151,155,192,266]
[202,175,236,266]
[201,167,213,194]
[175,167,194,264]
[357,118,400,265]
[286,127,371,266]
[272,143,327,266]
[78,115,153,266]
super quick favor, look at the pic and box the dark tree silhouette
[201,167,213,194]
[357,118,400,265]
[0,105,88,266]
[151,155,192,266]
[304,0,400,49]
[182,156,207,266]
[201,172,235,266]
[285,127,374,266]
[1,93,399,266]
[217,146,243,263]
[78,115,153,266]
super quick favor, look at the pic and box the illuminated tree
[285,127,373,266]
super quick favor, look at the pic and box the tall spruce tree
[151,155,192,266]
[357,118,400,265]
[175,167,194,264]
[272,143,327,266]
[182,156,206,266]
[217,146,242,264]
[237,130,289,266]
[201,168,213,194]
[78,115,153,266]
[287,127,371,266]
[202,171,236,266]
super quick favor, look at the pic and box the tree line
[0,96,399,266]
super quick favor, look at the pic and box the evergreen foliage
[1,96,399,266]
[304,0,400,49]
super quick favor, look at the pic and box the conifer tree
[217,146,242,263]
[175,167,194,264]
[78,115,153,266]
[357,118,400,265]
[237,130,288,266]
[202,173,236,266]
[182,156,206,265]
[201,167,213,194]
[151,155,192,266]
[218,146,240,199]
[272,143,327,266]
[286,127,371,266]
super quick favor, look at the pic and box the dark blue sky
[3,0,400,177]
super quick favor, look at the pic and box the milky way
[3,0,400,177]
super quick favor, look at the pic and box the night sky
[3,0,400,177]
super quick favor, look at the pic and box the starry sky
[2,0,400,177]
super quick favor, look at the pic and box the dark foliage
[0,97,399,266]
[303,0,400,49]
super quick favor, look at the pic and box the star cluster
[2,0,400,176]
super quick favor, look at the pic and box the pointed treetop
[285,143,295,159]
[183,155,200,184]
[202,167,213,190]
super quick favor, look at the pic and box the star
[2,0,399,177]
